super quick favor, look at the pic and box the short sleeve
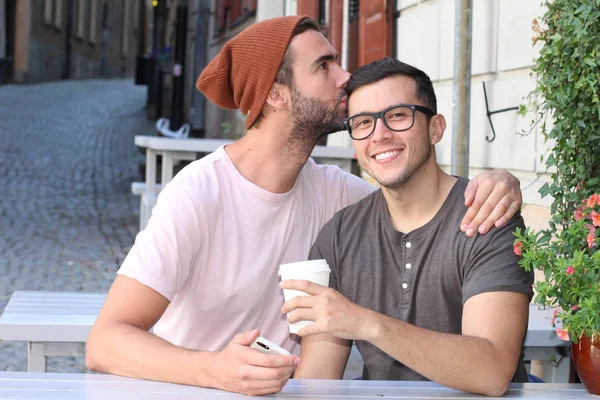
[118,180,203,301]
[462,213,534,304]
[309,216,340,292]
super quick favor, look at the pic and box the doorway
[0,0,15,84]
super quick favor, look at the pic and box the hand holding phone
[251,336,291,355]
[210,330,297,396]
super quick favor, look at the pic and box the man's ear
[265,84,289,111]
[429,114,446,145]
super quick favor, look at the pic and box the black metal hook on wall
[482,81,519,143]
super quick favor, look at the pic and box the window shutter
[358,0,391,67]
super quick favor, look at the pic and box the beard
[286,84,346,157]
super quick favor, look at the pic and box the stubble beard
[286,84,346,158]
[362,132,433,191]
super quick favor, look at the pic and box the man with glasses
[283,58,533,396]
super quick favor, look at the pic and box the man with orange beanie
[87,16,523,395]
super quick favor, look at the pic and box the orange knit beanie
[196,15,310,129]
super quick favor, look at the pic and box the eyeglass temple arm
[482,81,519,143]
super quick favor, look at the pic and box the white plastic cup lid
[278,259,330,275]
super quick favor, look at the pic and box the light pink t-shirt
[118,146,374,354]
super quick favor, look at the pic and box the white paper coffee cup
[278,259,331,334]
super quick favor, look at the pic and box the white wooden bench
[131,182,162,196]
[131,182,162,230]
[0,291,106,372]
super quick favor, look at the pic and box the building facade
[2,0,149,83]
[197,0,257,138]
[389,0,550,212]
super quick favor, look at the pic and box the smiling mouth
[373,149,403,161]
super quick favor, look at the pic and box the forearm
[86,322,216,388]
[294,334,350,379]
[368,313,515,396]
[294,356,345,379]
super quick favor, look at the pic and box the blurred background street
[0,79,152,371]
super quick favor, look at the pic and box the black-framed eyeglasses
[344,103,436,140]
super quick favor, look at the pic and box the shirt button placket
[401,240,412,307]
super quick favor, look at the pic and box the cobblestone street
[0,79,153,372]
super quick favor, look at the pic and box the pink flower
[572,305,580,311]
[566,266,575,275]
[588,194,598,208]
[588,232,597,248]
[592,211,600,227]
[514,242,523,256]
[556,328,570,341]
[575,207,584,221]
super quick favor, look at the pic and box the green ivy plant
[514,0,600,343]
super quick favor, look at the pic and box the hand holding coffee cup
[278,259,331,334]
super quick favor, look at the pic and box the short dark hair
[346,57,437,115]
[249,18,320,129]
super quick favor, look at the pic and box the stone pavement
[0,79,152,372]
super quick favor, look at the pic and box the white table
[0,291,105,372]
[0,291,569,380]
[133,136,358,230]
[0,372,594,399]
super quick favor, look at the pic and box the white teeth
[374,151,400,161]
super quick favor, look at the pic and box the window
[43,0,53,25]
[89,0,97,43]
[75,0,86,39]
[215,0,231,32]
[121,2,130,57]
[53,0,63,29]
